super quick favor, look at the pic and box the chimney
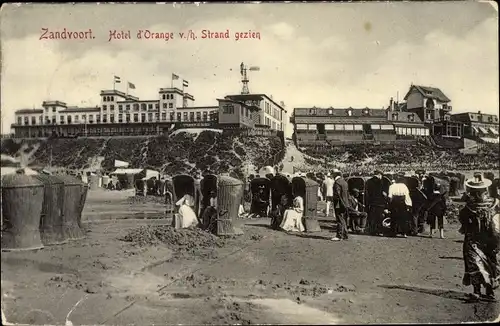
[390,97,394,111]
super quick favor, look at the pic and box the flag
[240,62,244,75]
[183,80,189,87]
[128,82,136,89]
[249,66,260,71]
[114,76,121,83]
[172,73,179,80]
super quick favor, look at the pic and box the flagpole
[171,75,173,88]
[113,78,115,91]
[126,82,129,96]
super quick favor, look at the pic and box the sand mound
[119,225,226,250]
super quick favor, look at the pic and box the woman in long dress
[459,173,500,302]
[280,194,305,232]
[174,194,199,229]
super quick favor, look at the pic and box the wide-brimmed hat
[465,173,492,189]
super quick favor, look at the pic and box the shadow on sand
[378,284,470,302]
[439,256,462,261]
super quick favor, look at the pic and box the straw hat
[465,173,492,189]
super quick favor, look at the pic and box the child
[424,183,447,239]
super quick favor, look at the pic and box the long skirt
[280,209,305,232]
[462,236,500,289]
[389,196,410,235]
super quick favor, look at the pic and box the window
[111,114,115,123]
[354,124,363,131]
[325,124,335,130]
[141,103,146,111]
[103,105,107,111]
[134,113,139,122]
[344,124,354,131]
[60,116,65,124]
[308,124,317,131]
[134,104,139,111]
[148,104,153,110]
[126,114,130,123]
[82,114,86,121]
[155,103,159,109]
[126,104,130,110]
[328,109,333,115]
[17,117,22,125]
[39,116,43,124]
[52,107,56,113]
[189,112,195,121]
[89,114,94,123]
[183,112,188,121]
[148,113,153,121]
[381,125,394,130]
[334,124,344,131]
[169,103,173,109]
[163,103,167,109]
[155,113,159,121]
[110,105,114,110]
[371,124,381,130]
[31,116,36,125]
[203,112,208,121]
[347,110,353,117]
[162,112,167,121]
[51,115,56,124]
[409,114,415,122]
[223,104,234,114]
[67,116,72,124]
[392,113,399,121]
[75,115,80,123]
[170,112,174,121]
[177,112,182,121]
[309,108,316,115]
[102,114,107,123]
[162,94,166,100]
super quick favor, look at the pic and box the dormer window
[328,109,333,115]
[347,108,353,117]
[408,114,414,122]
[309,108,317,115]
[362,108,370,116]
[392,113,399,121]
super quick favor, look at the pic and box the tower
[240,62,249,94]
[240,62,259,95]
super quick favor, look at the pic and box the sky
[1,1,498,138]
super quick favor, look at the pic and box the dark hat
[374,170,383,175]
[351,188,360,194]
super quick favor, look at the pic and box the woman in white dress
[280,194,305,232]
[174,194,199,229]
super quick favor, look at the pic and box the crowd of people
[244,167,499,301]
[302,142,499,172]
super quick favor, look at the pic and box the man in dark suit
[365,170,388,236]
[331,169,351,241]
